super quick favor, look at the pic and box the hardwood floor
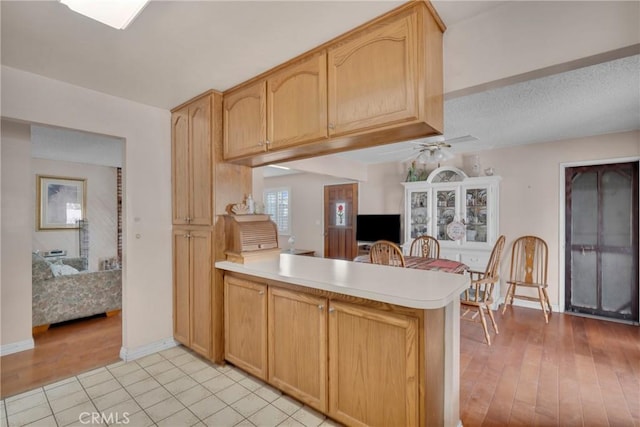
[1,307,638,426]
[0,313,121,399]
[461,306,640,426]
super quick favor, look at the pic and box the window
[263,187,290,234]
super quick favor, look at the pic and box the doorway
[564,161,639,322]
[324,183,358,260]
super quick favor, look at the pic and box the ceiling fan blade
[443,135,478,145]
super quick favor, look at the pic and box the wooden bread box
[224,214,280,263]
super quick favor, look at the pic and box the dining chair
[369,240,406,267]
[460,235,505,345]
[502,235,552,323]
[409,235,440,259]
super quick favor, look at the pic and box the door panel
[324,183,358,260]
[190,97,213,226]
[172,110,189,225]
[565,162,639,321]
[224,276,268,380]
[173,230,190,345]
[268,52,328,149]
[190,230,212,357]
[223,81,267,159]
[268,287,327,412]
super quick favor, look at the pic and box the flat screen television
[356,214,401,244]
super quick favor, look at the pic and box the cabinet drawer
[460,253,489,271]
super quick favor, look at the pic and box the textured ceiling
[335,54,640,164]
[2,1,639,168]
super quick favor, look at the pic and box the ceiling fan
[402,135,478,164]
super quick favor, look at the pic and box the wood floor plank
[461,306,639,427]
[0,314,121,399]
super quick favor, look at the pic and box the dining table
[353,254,469,274]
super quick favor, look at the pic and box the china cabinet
[402,167,501,272]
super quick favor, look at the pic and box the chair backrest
[409,235,440,258]
[483,235,506,279]
[463,235,505,304]
[509,235,548,284]
[369,240,406,267]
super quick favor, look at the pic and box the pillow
[50,261,80,277]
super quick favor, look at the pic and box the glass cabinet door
[464,187,488,243]
[435,188,457,241]
[409,190,430,239]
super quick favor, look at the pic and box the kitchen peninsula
[215,254,468,427]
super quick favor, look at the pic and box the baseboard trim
[498,297,560,313]
[119,337,179,362]
[0,338,35,356]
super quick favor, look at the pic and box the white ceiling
[2,1,639,167]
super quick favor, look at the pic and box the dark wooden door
[565,162,639,322]
[324,183,358,260]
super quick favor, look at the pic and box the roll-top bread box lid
[224,214,280,263]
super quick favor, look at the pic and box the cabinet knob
[328,307,335,313]
[328,123,335,130]
[183,234,191,239]
[258,290,264,295]
[265,140,271,145]
[257,141,264,146]
[318,304,324,311]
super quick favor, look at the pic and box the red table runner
[354,255,468,274]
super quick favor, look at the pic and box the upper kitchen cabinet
[327,11,418,136]
[172,94,213,226]
[223,81,267,160]
[222,1,444,167]
[268,51,328,150]
[223,52,328,161]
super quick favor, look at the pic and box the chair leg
[537,286,549,323]
[542,287,552,317]
[502,283,514,314]
[477,307,491,345]
[486,307,499,335]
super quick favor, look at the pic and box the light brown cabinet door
[267,52,328,150]
[172,108,190,225]
[268,287,327,412]
[189,230,212,358]
[172,229,191,345]
[224,276,268,380]
[328,301,419,427]
[223,81,267,160]
[172,96,212,226]
[189,97,213,226]
[328,12,418,137]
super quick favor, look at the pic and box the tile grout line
[42,384,62,427]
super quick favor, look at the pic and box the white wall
[263,173,352,256]
[1,121,34,350]
[32,158,117,271]
[444,1,640,92]
[1,66,172,354]
[476,130,639,307]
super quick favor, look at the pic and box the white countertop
[215,254,470,310]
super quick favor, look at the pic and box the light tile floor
[1,346,341,427]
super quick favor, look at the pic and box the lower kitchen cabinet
[223,273,421,426]
[268,287,328,412]
[328,300,419,427]
[224,276,268,380]
[173,229,212,358]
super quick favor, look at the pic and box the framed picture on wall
[37,175,86,230]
